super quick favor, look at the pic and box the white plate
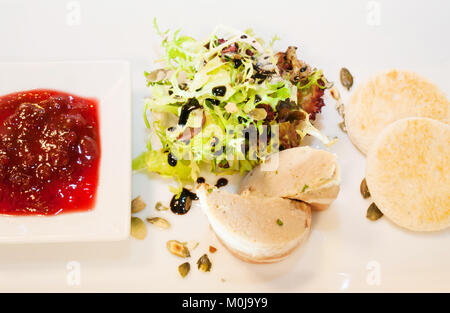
[0,61,132,243]
[0,0,449,292]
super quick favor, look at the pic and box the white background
[0,0,449,292]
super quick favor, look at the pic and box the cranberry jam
[0,89,101,215]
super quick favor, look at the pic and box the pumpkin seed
[131,196,146,213]
[335,100,345,118]
[178,262,190,278]
[145,68,172,83]
[167,240,191,258]
[248,108,267,121]
[366,203,383,221]
[197,254,212,272]
[330,86,347,132]
[146,217,171,229]
[155,201,169,211]
[339,121,347,133]
[130,217,147,240]
[340,68,353,90]
[360,178,371,199]
[330,86,341,101]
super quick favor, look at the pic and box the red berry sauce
[0,89,101,215]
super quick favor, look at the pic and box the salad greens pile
[133,20,333,190]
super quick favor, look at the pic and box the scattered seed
[366,203,383,221]
[330,86,341,101]
[209,246,217,253]
[330,85,346,132]
[167,240,191,258]
[131,196,146,213]
[335,100,345,118]
[360,178,371,199]
[197,254,212,272]
[339,121,347,133]
[220,278,226,283]
[130,217,147,240]
[146,217,171,229]
[340,68,353,90]
[276,219,284,226]
[155,201,169,211]
[248,108,267,121]
[145,68,171,83]
[178,262,190,278]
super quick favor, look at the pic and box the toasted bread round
[238,146,340,210]
[345,69,449,155]
[366,117,450,231]
[196,184,311,263]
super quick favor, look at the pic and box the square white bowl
[0,61,131,243]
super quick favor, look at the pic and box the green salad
[133,20,333,190]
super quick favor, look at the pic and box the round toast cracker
[366,117,450,231]
[345,69,449,155]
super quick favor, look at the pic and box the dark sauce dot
[218,160,230,169]
[170,188,198,215]
[188,190,199,200]
[240,35,248,39]
[255,95,261,103]
[167,153,177,167]
[178,98,201,126]
[196,177,206,184]
[233,59,242,69]
[211,137,219,147]
[238,116,247,123]
[215,178,228,188]
[206,98,220,106]
[212,86,226,97]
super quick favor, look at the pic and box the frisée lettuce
[133,20,334,186]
